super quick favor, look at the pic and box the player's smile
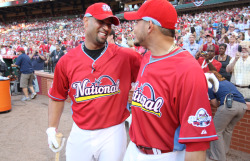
[98,31,108,39]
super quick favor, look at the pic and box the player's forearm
[185,151,206,161]
[48,98,65,128]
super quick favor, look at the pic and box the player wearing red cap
[123,0,218,160]
[46,3,141,161]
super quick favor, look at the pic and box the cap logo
[102,4,111,12]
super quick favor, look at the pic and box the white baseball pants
[66,122,127,161]
[123,141,185,161]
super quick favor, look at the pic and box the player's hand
[46,127,65,153]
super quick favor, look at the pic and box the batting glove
[46,127,65,153]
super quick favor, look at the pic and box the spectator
[177,36,184,47]
[243,19,249,31]
[227,24,238,37]
[203,33,219,55]
[245,28,250,41]
[11,47,37,101]
[195,22,202,40]
[225,34,239,57]
[215,43,231,81]
[29,47,46,93]
[30,47,46,71]
[217,18,224,35]
[182,28,191,44]
[205,71,247,161]
[196,45,222,73]
[226,41,250,99]
[107,29,116,44]
[49,44,64,69]
[183,34,200,57]
[237,32,245,43]
[49,41,56,54]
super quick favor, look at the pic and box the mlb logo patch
[102,4,111,12]
[188,108,211,127]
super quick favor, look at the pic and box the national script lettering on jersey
[72,75,120,102]
[131,82,164,117]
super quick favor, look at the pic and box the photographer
[30,47,46,93]
[196,45,222,73]
[226,41,250,99]
[30,47,46,71]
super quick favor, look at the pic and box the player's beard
[95,30,109,46]
[134,34,146,47]
[133,23,147,47]
[96,37,106,45]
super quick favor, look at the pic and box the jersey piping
[141,48,184,77]
[179,135,218,140]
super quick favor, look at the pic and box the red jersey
[130,48,218,152]
[197,57,222,73]
[48,43,141,130]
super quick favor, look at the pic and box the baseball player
[123,0,218,161]
[46,3,141,161]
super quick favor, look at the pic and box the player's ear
[148,21,154,33]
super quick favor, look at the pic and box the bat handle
[55,133,63,161]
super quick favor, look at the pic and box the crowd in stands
[0,6,250,98]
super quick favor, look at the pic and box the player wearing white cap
[46,2,141,161]
[123,0,218,161]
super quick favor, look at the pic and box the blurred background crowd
[0,4,250,99]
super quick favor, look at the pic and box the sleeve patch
[188,108,211,127]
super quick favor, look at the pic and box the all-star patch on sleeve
[177,66,218,150]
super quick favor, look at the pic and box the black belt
[234,84,250,88]
[136,145,170,155]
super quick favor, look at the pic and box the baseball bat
[55,133,63,161]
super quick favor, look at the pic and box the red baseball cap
[84,3,120,26]
[124,0,177,29]
[206,33,213,37]
[17,47,25,52]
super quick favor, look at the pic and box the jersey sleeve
[177,66,218,151]
[48,58,69,101]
